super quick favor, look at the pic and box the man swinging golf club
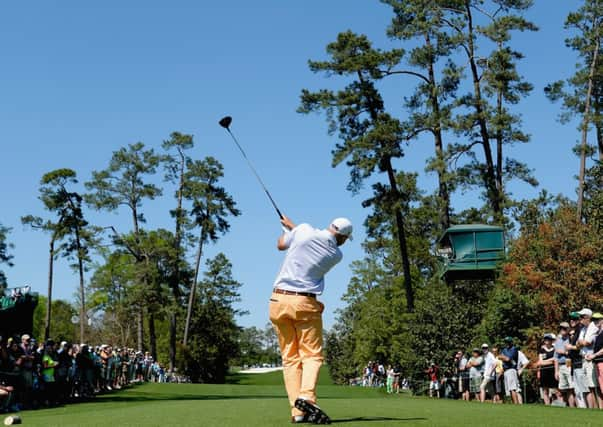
[269,215,353,424]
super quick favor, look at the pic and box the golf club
[219,116,284,220]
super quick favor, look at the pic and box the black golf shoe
[294,398,331,425]
[291,413,310,423]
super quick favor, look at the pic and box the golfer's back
[274,223,342,295]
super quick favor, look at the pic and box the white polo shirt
[273,223,343,295]
[579,321,598,356]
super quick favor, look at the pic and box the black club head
[219,116,232,129]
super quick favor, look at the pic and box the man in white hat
[576,308,598,408]
[270,216,352,424]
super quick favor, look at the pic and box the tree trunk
[75,228,86,344]
[137,307,144,352]
[359,67,414,312]
[183,229,205,346]
[425,33,451,230]
[495,39,504,200]
[168,313,177,372]
[168,147,186,372]
[384,157,415,312]
[577,38,600,221]
[44,236,56,341]
[148,310,157,362]
[465,2,502,221]
[597,120,603,163]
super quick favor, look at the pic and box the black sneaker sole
[294,398,331,425]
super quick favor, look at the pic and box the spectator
[467,349,484,401]
[565,311,588,408]
[499,337,520,404]
[537,333,558,405]
[516,347,529,404]
[480,344,496,403]
[554,321,575,407]
[56,342,71,404]
[17,335,35,409]
[392,365,401,394]
[490,346,504,403]
[41,340,58,406]
[576,308,599,409]
[584,312,603,408]
[386,365,395,394]
[426,362,440,398]
[454,351,469,401]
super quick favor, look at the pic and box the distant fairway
[13,370,603,426]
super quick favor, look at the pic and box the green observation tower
[0,286,38,338]
[437,224,505,283]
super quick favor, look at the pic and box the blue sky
[0,1,591,330]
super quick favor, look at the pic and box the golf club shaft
[226,128,284,220]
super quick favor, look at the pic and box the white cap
[330,218,353,240]
[578,308,593,317]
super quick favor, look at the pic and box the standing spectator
[566,312,587,408]
[392,365,401,394]
[499,337,520,404]
[491,346,504,403]
[454,351,469,401]
[426,363,440,398]
[554,322,575,407]
[467,349,484,401]
[584,312,603,408]
[479,344,496,403]
[17,335,35,409]
[576,308,598,409]
[386,365,395,394]
[41,340,58,406]
[537,333,558,405]
[516,347,529,404]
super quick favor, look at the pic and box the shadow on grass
[332,417,427,423]
[97,393,283,403]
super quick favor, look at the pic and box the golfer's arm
[277,234,289,250]
[277,216,296,250]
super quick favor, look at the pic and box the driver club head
[219,116,232,129]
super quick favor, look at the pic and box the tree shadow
[98,393,284,403]
[332,417,427,423]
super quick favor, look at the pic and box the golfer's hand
[280,216,295,231]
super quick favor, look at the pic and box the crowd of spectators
[358,361,409,392]
[434,308,603,409]
[0,333,171,414]
[352,307,603,410]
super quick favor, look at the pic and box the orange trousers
[269,292,324,417]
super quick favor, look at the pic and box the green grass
[10,371,603,426]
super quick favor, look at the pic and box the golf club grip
[265,192,284,220]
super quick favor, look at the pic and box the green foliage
[300,29,416,311]
[33,296,77,343]
[583,161,603,229]
[85,142,162,230]
[184,157,241,244]
[0,224,13,288]
[233,324,280,368]
[180,254,242,383]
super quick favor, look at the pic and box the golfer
[269,215,352,424]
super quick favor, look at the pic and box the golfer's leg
[297,307,324,403]
[270,297,303,416]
